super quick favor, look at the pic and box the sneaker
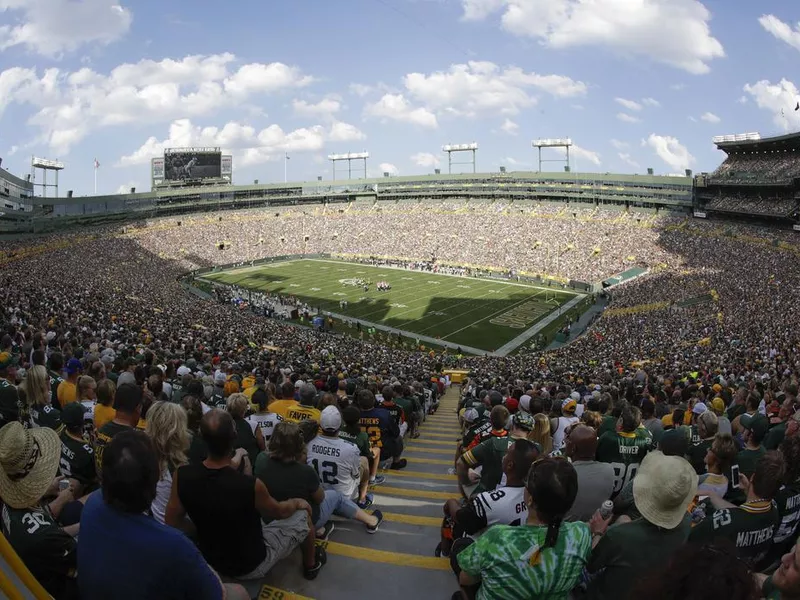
[367,509,384,534]
[316,521,335,541]
[389,459,407,470]
[357,493,374,509]
[434,542,451,558]
[303,546,327,580]
[369,474,386,485]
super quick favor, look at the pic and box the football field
[202,259,580,353]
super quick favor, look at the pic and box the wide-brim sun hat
[633,450,698,530]
[0,422,61,509]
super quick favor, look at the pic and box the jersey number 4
[311,459,339,485]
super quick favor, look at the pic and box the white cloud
[700,111,720,123]
[411,152,441,168]
[500,118,519,135]
[642,97,661,107]
[292,97,341,119]
[118,118,365,168]
[610,138,629,150]
[403,61,586,119]
[617,113,641,123]
[759,14,800,52]
[0,54,314,154]
[646,134,694,171]
[349,83,373,96]
[571,144,601,166]
[743,78,800,130]
[364,93,438,128]
[737,95,748,104]
[379,162,399,175]
[615,97,642,111]
[619,153,640,168]
[0,0,132,56]
[460,0,724,74]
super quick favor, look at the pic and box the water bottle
[599,500,614,520]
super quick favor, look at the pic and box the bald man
[564,424,614,522]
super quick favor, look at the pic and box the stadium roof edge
[715,130,800,153]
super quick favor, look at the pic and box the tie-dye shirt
[457,521,591,600]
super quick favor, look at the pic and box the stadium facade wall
[0,171,693,236]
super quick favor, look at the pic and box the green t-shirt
[458,522,591,600]
[59,430,97,485]
[688,500,780,566]
[340,425,371,458]
[596,430,653,498]
[586,516,691,600]
[48,373,64,409]
[736,446,766,478]
[254,453,322,524]
[687,438,713,475]
[597,414,617,438]
[462,433,513,495]
[32,403,62,431]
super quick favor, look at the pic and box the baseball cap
[741,414,769,439]
[65,358,82,375]
[710,397,725,416]
[562,398,577,414]
[0,352,18,370]
[176,366,192,377]
[320,406,342,433]
[214,372,226,384]
[519,394,532,412]
[691,402,708,415]
[513,412,534,432]
[61,402,87,427]
[505,397,519,414]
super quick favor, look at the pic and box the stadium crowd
[705,194,798,217]
[712,152,800,183]
[1,201,800,598]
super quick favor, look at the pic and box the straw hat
[633,451,698,529]
[0,422,61,509]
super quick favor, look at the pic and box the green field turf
[202,259,577,352]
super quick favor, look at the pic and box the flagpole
[284,152,288,183]
[94,164,97,195]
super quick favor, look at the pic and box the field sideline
[202,259,579,353]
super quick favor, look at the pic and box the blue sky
[1,0,800,195]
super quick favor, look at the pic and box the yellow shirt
[242,376,256,390]
[269,399,297,417]
[57,381,77,407]
[94,404,116,431]
[274,400,321,423]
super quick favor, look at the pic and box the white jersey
[553,415,579,451]
[247,412,282,441]
[470,486,528,529]
[306,435,361,500]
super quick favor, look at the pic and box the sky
[1,0,800,196]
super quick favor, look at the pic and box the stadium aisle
[240,387,462,600]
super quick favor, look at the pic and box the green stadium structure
[0,168,693,235]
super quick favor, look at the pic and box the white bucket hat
[0,422,61,509]
[633,451,698,529]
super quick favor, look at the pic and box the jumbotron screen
[164,151,222,181]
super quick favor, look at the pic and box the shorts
[239,510,310,579]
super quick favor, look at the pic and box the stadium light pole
[442,143,478,174]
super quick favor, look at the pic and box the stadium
[2,128,800,600]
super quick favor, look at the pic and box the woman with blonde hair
[227,392,264,467]
[530,413,554,456]
[93,379,116,431]
[19,364,53,429]
[145,401,189,523]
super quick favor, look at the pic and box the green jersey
[1,503,76,598]
[687,437,713,475]
[463,419,492,449]
[764,480,800,566]
[462,432,512,495]
[689,500,780,566]
[94,421,133,475]
[458,521,591,600]
[59,430,97,485]
[764,422,787,451]
[596,429,653,498]
[48,372,64,409]
[598,414,617,438]
[339,425,371,458]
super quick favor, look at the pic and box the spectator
[0,422,78,599]
[22,364,61,430]
[145,401,189,524]
[94,383,143,475]
[689,451,783,566]
[455,457,591,600]
[765,436,800,568]
[78,429,248,600]
[279,383,322,423]
[59,402,97,491]
[595,404,652,499]
[738,414,769,478]
[687,411,719,475]
[357,389,405,470]
[227,392,264,466]
[564,424,614,522]
[0,351,20,425]
[340,403,384,493]
[93,379,116,431]
[247,386,283,443]
[166,409,324,580]
[585,451,698,599]
[697,433,737,498]
[758,543,800,599]
[57,358,82,407]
